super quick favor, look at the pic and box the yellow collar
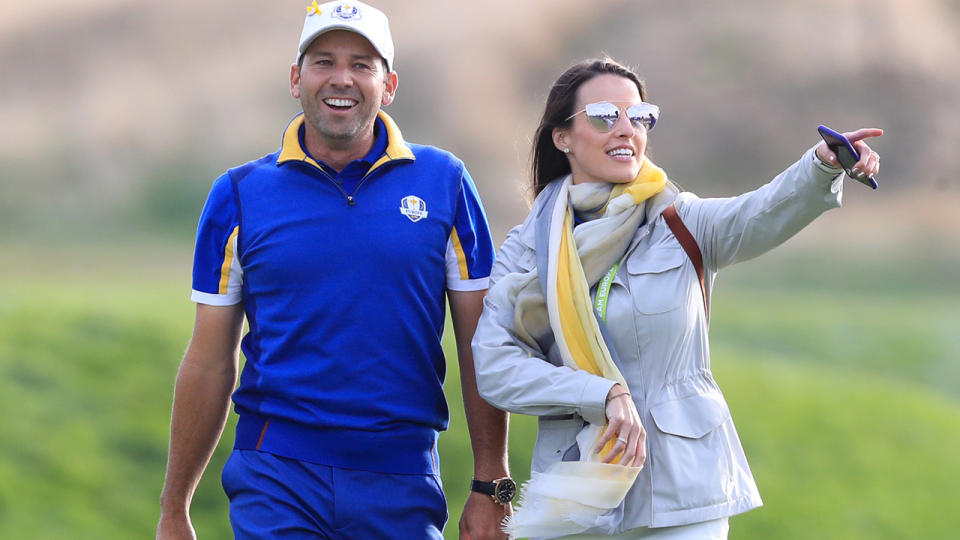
[276,110,415,172]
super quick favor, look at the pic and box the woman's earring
[563,148,570,154]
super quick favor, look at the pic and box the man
[156,2,512,538]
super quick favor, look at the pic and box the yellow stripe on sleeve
[218,226,240,295]
[450,226,470,280]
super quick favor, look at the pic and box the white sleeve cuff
[447,277,490,292]
[191,290,242,306]
[809,146,845,195]
[811,149,844,174]
[579,376,618,426]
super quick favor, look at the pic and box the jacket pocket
[531,417,583,473]
[649,391,730,439]
[625,247,686,314]
[647,373,736,515]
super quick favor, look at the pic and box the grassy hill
[0,242,957,539]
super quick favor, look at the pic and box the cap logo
[333,4,361,21]
[399,196,428,222]
[306,0,322,15]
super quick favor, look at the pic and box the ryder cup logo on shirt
[332,4,361,20]
[399,195,428,222]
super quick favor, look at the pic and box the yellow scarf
[503,160,667,537]
[557,163,666,375]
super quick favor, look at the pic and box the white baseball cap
[297,1,395,71]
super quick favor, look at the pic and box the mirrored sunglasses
[567,101,660,133]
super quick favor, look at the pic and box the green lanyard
[593,261,620,322]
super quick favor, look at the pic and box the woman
[471,58,881,539]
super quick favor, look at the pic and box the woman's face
[554,74,647,185]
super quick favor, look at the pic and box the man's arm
[157,303,245,540]
[448,289,510,540]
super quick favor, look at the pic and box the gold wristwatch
[470,477,517,505]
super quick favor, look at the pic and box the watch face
[494,478,517,504]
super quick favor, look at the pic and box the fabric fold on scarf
[497,159,668,538]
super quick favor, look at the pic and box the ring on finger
[616,436,628,444]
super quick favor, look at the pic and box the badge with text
[399,195,428,222]
[333,4,361,20]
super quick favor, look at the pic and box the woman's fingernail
[851,167,860,175]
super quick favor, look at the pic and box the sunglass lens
[628,117,653,130]
[627,103,660,132]
[587,115,618,132]
[584,102,620,132]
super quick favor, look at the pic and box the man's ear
[290,63,301,99]
[381,71,398,106]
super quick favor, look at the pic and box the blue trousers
[221,449,447,539]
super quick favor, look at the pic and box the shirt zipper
[312,166,360,206]
[309,155,411,206]
[311,161,392,207]
[346,170,378,206]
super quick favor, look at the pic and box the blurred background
[1,0,957,538]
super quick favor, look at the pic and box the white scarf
[491,159,669,538]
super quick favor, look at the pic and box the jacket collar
[276,110,415,172]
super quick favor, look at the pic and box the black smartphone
[817,125,878,189]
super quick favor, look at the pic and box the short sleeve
[191,173,243,305]
[445,167,495,291]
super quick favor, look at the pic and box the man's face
[291,30,397,149]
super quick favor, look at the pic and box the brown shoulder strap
[662,204,709,322]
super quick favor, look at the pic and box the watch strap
[470,479,496,496]
[470,477,516,505]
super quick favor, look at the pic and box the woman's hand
[596,384,646,467]
[815,127,883,180]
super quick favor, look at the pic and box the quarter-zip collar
[276,109,415,173]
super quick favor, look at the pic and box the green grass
[715,355,960,539]
[0,243,957,539]
[711,289,960,398]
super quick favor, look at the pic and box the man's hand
[459,491,511,540]
[448,290,512,539]
[156,511,197,540]
[157,303,244,540]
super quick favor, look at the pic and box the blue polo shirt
[300,116,389,194]
[190,111,495,474]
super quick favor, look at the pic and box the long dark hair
[530,58,648,197]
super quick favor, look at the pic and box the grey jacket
[472,146,844,532]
